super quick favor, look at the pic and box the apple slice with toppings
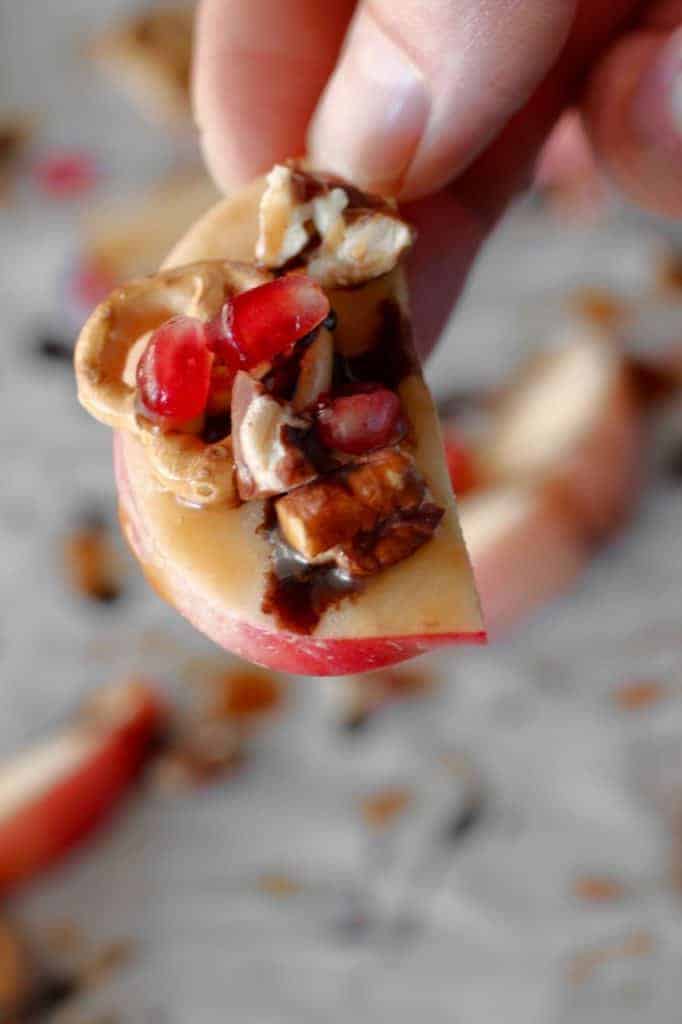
[88,167,485,675]
[0,680,162,891]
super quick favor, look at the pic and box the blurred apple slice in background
[476,327,641,537]
[445,327,643,634]
[0,680,163,892]
[458,486,587,635]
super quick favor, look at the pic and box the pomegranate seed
[209,275,330,370]
[34,151,98,198]
[136,316,212,424]
[317,389,404,455]
[444,432,477,496]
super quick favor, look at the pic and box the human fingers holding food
[194,0,682,353]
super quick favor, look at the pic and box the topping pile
[75,163,444,632]
[135,274,330,427]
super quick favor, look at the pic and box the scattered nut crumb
[1,920,133,1022]
[568,929,654,985]
[573,875,627,904]
[257,873,302,897]
[152,743,244,793]
[0,919,30,1018]
[612,680,666,711]
[0,114,34,200]
[40,921,87,956]
[78,939,134,990]
[62,516,126,605]
[360,786,413,830]
[569,287,627,329]
[202,669,283,724]
[439,751,474,776]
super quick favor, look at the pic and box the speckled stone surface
[2,3,682,1021]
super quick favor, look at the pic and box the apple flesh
[110,178,484,675]
[0,680,162,892]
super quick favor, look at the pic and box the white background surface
[2,2,682,1021]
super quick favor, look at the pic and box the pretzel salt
[75,260,270,506]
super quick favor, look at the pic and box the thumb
[307,0,577,199]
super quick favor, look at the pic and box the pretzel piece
[75,259,270,506]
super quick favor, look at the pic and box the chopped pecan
[276,479,376,560]
[345,449,424,512]
[256,163,414,288]
[275,449,442,572]
[231,371,317,500]
[338,504,444,577]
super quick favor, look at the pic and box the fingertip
[584,27,682,217]
[193,0,354,193]
[307,6,429,196]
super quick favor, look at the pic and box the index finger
[193,0,355,190]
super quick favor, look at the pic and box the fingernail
[632,29,682,154]
[308,10,430,194]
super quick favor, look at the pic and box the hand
[194,0,682,354]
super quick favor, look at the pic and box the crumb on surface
[62,518,126,605]
[612,680,666,711]
[572,875,627,904]
[256,873,302,898]
[568,287,627,330]
[360,786,413,830]
[568,929,654,985]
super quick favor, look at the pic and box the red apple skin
[0,682,163,893]
[460,490,587,636]
[115,437,485,676]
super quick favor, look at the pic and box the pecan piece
[275,449,442,573]
[337,504,444,577]
[256,163,414,287]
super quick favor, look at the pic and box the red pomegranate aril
[136,316,213,423]
[317,390,404,455]
[211,275,330,369]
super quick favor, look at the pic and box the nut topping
[74,161,443,634]
[275,450,443,573]
[256,163,414,287]
[292,329,333,411]
[231,371,317,500]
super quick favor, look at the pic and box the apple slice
[0,680,163,892]
[101,173,484,676]
[458,486,587,635]
[477,327,642,538]
[443,327,643,634]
